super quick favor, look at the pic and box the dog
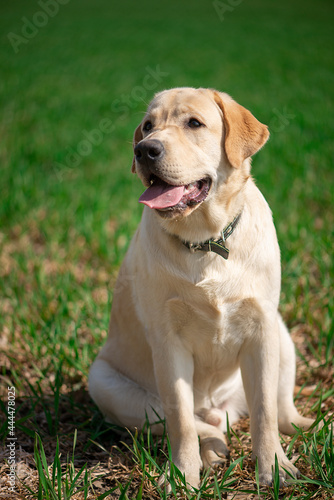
[89,87,314,488]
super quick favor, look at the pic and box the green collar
[182,212,242,260]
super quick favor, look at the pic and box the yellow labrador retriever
[89,87,314,488]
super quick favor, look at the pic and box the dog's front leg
[237,299,299,486]
[153,334,201,489]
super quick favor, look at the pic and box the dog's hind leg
[277,314,314,434]
[88,358,165,434]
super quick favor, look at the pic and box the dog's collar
[182,212,242,260]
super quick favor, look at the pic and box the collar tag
[182,212,242,260]
[202,240,229,259]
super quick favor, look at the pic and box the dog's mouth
[138,175,211,212]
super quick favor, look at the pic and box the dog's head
[132,88,269,222]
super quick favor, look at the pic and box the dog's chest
[168,273,245,372]
[188,300,243,370]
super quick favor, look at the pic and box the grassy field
[0,0,333,498]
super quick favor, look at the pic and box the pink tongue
[139,180,185,209]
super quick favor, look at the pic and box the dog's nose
[134,139,165,164]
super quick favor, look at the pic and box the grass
[0,0,333,498]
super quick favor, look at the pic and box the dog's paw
[200,436,230,469]
[258,457,300,488]
[297,416,318,432]
[158,460,201,491]
[279,415,316,435]
[157,474,172,494]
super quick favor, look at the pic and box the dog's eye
[188,118,202,128]
[143,121,152,132]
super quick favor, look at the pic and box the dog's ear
[131,123,143,173]
[213,91,269,168]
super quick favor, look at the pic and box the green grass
[0,0,333,498]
